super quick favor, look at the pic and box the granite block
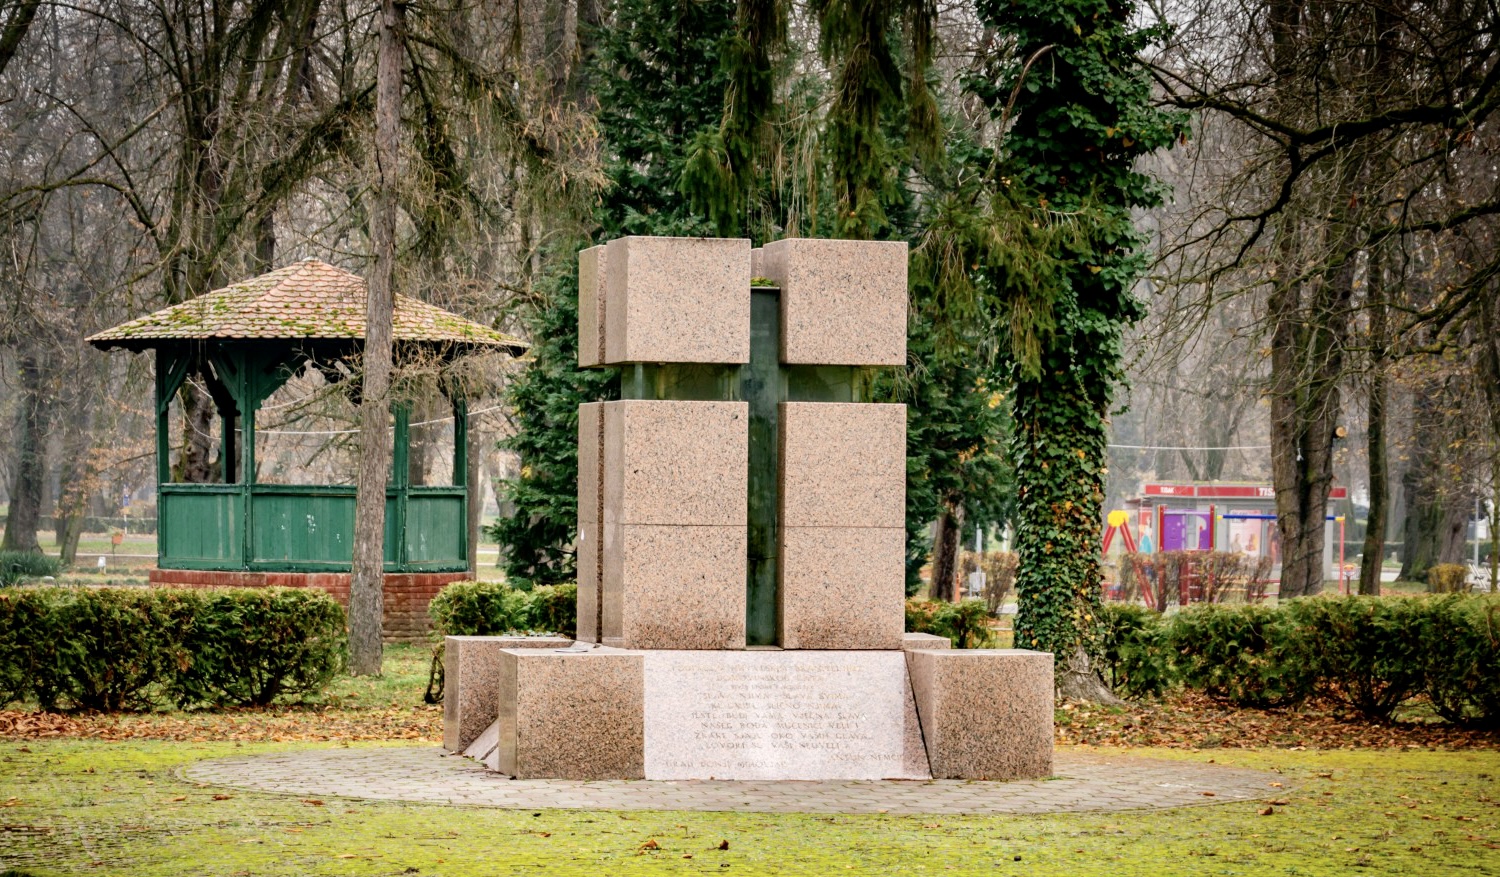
[577,402,604,643]
[780,402,905,529]
[905,648,1054,780]
[442,635,573,753]
[576,522,600,643]
[578,245,607,367]
[902,632,951,650]
[496,646,645,779]
[603,400,747,527]
[602,523,747,649]
[642,650,929,780]
[602,236,751,364]
[760,238,907,365]
[578,403,603,525]
[779,526,905,650]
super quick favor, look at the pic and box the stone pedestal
[905,649,1055,780]
[442,635,573,752]
[496,647,645,780]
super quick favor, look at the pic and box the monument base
[461,640,1055,782]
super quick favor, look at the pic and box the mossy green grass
[1,741,1496,876]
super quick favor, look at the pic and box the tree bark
[929,501,963,601]
[349,0,406,676]
[1,350,49,553]
[1359,263,1388,596]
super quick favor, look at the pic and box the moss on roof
[87,259,526,352]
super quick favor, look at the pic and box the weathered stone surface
[602,400,747,527]
[905,648,1054,780]
[442,635,573,753]
[602,523,747,650]
[603,236,751,364]
[760,238,907,365]
[642,650,929,780]
[578,245,607,367]
[901,632,951,650]
[780,402,905,529]
[496,646,645,779]
[577,402,604,643]
[778,526,905,650]
[576,524,600,643]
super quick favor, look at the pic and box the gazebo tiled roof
[87,259,526,353]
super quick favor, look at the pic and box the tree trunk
[53,375,96,566]
[1399,380,1473,582]
[1,351,49,553]
[1359,267,1388,596]
[930,501,963,602]
[175,383,219,483]
[349,0,406,676]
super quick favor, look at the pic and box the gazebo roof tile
[87,259,526,352]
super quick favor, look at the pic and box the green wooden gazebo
[88,259,526,579]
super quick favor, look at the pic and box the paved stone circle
[182,746,1283,815]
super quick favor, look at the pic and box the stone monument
[447,237,1054,781]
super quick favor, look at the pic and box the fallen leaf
[718,840,730,851]
[212,794,233,801]
[1259,806,1275,816]
[640,839,660,851]
[302,799,325,806]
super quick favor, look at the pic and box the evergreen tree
[960,0,1185,693]
[493,0,734,583]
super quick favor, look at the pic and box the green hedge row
[905,598,996,648]
[428,580,578,637]
[0,587,346,711]
[1099,596,1500,726]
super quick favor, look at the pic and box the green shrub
[428,580,577,637]
[47,588,174,711]
[1428,564,1470,594]
[1283,596,1428,720]
[0,551,62,587]
[904,598,995,648]
[1098,603,1173,699]
[1168,604,1311,708]
[528,583,578,636]
[1419,595,1500,728]
[168,589,347,707]
[0,586,347,711]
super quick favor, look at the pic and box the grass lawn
[1,644,1498,875]
[1,742,1497,875]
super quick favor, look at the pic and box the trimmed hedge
[1168,604,1313,708]
[1097,596,1500,727]
[904,598,995,648]
[1098,603,1172,699]
[0,587,346,711]
[428,580,578,637]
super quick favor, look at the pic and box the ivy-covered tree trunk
[976,0,1184,700]
[1009,357,1106,653]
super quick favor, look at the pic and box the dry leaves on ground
[1056,690,1499,750]
[0,705,441,743]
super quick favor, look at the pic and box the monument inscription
[643,651,929,780]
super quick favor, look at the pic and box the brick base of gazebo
[149,569,470,642]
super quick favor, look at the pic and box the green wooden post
[392,401,411,569]
[451,396,467,487]
[239,352,256,571]
[452,395,468,567]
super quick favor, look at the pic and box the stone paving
[182,746,1284,815]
